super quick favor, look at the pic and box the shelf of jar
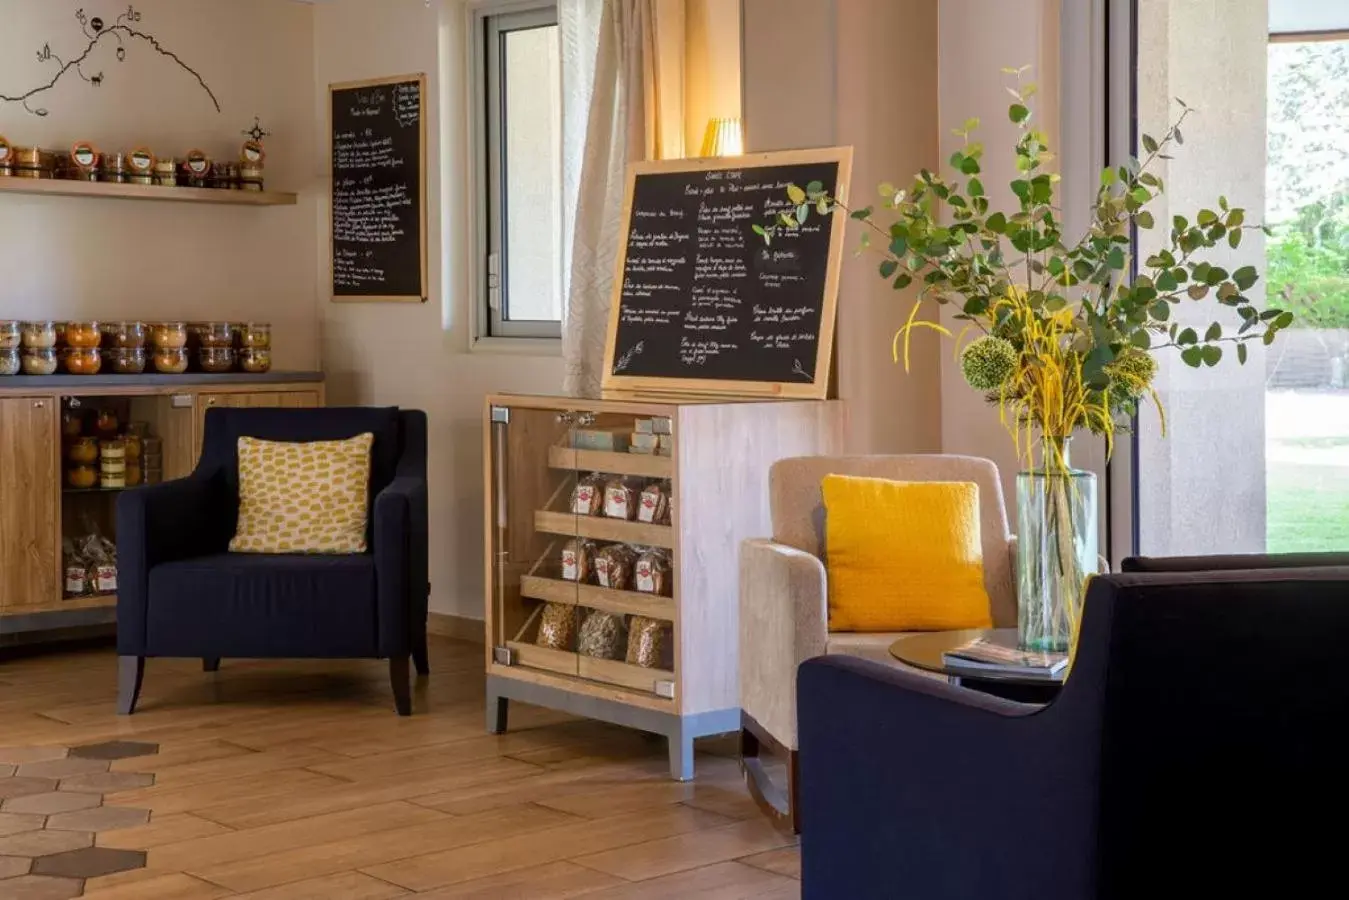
[503,640,675,698]
[2,593,118,618]
[62,486,134,495]
[547,445,673,480]
[534,510,674,550]
[519,574,676,619]
[0,177,297,206]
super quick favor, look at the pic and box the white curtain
[561,0,684,397]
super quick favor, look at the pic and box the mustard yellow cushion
[229,433,374,555]
[822,475,993,632]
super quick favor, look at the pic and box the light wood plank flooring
[0,635,800,898]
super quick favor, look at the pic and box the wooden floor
[0,635,800,898]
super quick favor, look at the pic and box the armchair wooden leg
[412,634,430,676]
[203,658,221,673]
[389,656,412,716]
[741,711,800,834]
[117,656,145,716]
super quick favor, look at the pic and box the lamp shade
[700,117,744,157]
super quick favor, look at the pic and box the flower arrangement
[758,68,1291,650]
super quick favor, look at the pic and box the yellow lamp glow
[700,117,744,157]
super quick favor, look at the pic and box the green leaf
[1131,187,1151,204]
[1264,329,1278,346]
[1173,126,1184,145]
[1237,343,1248,365]
[1130,330,1152,350]
[961,156,981,175]
[1151,300,1171,321]
[1178,327,1198,346]
[1156,271,1178,292]
[879,259,898,279]
[878,182,896,198]
[796,203,810,225]
[963,117,980,133]
[1011,180,1031,201]
[1274,311,1295,329]
[1228,229,1242,249]
[1197,209,1218,226]
[1172,215,1188,232]
[1107,247,1126,269]
[1233,266,1258,290]
[1181,346,1203,367]
[806,180,824,197]
[1009,104,1030,123]
[1136,210,1155,229]
[1048,257,1066,276]
[967,177,984,197]
[893,272,913,290]
[787,184,806,204]
[1205,322,1222,341]
[986,212,1008,234]
[889,235,908,257]
[1201,345,1222,366]
[751,224,765,236]
[1101,168,1117,186]
[1218,195,1228,211]
[1227,209,1245,228]
[850,206,874,220]
[817,197,830,215]
[1141,134,1160,154]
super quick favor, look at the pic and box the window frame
[469,0,563,343]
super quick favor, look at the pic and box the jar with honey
[67,465,97,490]
[68,437,99,465]
[154,348,189,374]
[62,348,102,375]
[152,322,189,350]
[64,322,102,349]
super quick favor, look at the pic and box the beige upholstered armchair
[738,455,1018,830]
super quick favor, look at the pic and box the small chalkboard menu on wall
[329,74,427,303]
[602,148,852,399]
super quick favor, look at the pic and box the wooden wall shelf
[0,178,298,206]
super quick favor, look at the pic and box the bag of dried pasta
[535,602,577,650]
[626,616,672,669]
[577,609,627,660]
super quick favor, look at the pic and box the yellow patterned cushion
[822,475,992,632]
[229,433,374,555]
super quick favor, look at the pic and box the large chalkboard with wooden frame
[602,147,852,399]
[329,73,427,303]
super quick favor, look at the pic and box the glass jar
[21,321,58,350]
[64,322,102,349]
[0,348,19,376]
[153,347,189,374]
[151,322,189,349]
[107,347,147,374]
[199,347,235,373]
[125,462,143,486]
[0,321,20,350]
[68,437,99,465]
[123,433,142,461]
[199,322,234,348]
[95,409,119,438]
[241,322,271,349]
[111,321,148,349]
[100,458,127,476]
[67,465,97,490]
[62,347,102,375]
[62,410,85,438]
[99,439,126,462]
[100,469,126,490]
[239,348,271,374]
[21,348,58,375]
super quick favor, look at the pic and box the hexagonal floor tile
[0,748,67,766]
[46,806,149,833]
[56,771,154,794]
[0,854,32,878]
[1,792,101,816]
[15,758,109,780]
[0,778,58,801]
[0,813,45,838]
[0,829,92,857]
[0,874,83,899]
[67,741,159,762]
[31,846,147,879]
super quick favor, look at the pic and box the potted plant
[760,70,1291,651]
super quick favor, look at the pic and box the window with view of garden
[1265,38,1349,552]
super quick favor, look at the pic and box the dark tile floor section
[0,743,155,894]
[67,741,159,761]
[31,846,148,879]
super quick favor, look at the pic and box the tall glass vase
[1016,438,1098,652]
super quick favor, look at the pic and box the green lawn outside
[1266,460,1349,552]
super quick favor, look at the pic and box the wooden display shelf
[63,486,130,495]
[0,177,297,206]
[534,510,674,549]
[520,574,676,619]
[2,592,116,618]
[505,640,674,697]
[547,445,672,479]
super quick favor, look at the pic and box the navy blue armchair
[116,406,429,716]
[796,566,1349,899]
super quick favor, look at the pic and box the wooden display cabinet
[484,393,845,780]
[0,374,324,643]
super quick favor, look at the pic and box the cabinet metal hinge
[492,646,514,665]
[654,680,675,699]
[490,406,510,424]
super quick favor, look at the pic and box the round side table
[889,627,1064,703]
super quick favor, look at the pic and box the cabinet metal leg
[668,726,695,782]
[487,691,509,734]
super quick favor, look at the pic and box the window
[474,3,563,340]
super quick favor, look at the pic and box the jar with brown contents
[0,321,20,350]
[240,348,271,373]
[198,322,234,348]
[198,347,235,373]
[67,437,99,465]
[67,465,97,490]
[108,347,147,374]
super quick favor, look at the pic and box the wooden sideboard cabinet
[0,373,324,641]
[483,393,846,780]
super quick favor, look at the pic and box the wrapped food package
[577,609,627,660]
[535,602,578,650]
[561,538,596,583]
[626,616,673,669]
[594,544,637,590]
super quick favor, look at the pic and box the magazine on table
[942,632,1068,679]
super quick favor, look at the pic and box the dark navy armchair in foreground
[115,406,429,716]
[796,564,1349,899]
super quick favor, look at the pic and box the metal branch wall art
[0,5,220,117]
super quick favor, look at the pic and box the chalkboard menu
[602,148,852,399]
[329,74,427,302]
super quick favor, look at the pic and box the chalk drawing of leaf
[791,358,813,380]
[614,341,645,373]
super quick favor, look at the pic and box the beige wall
[313,0,564,621]
[0,0,320,370]
[684,0,743,154]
